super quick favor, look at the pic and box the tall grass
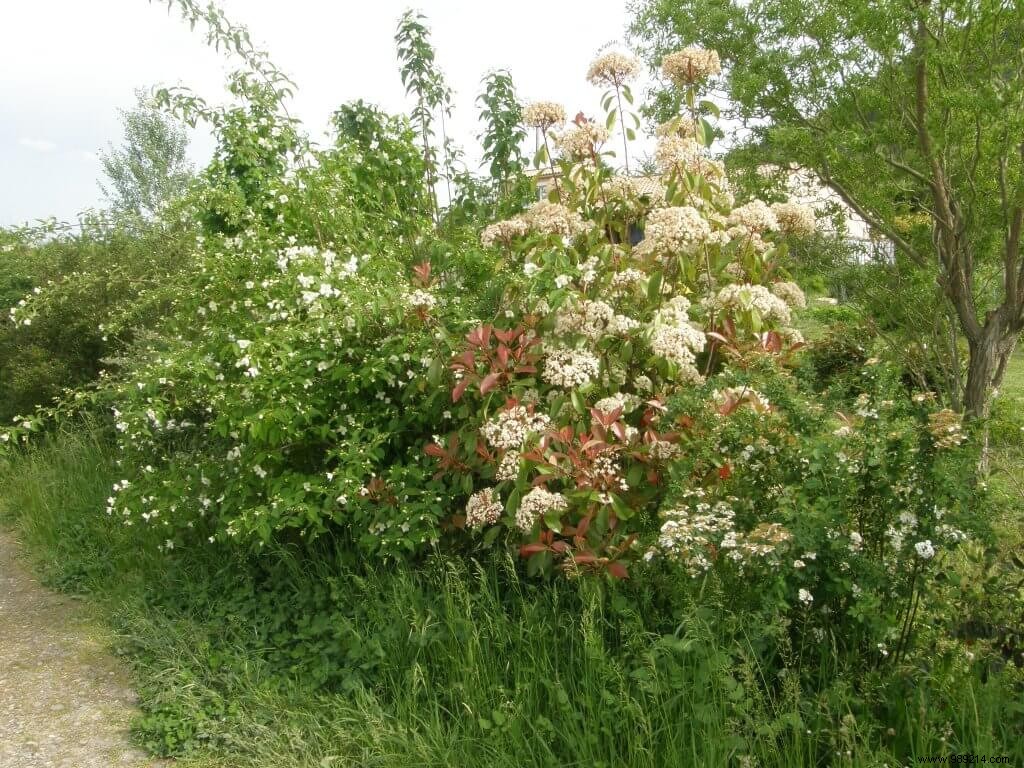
[1,425,1021,767]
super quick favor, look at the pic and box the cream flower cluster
[481,406,551,450]
[649,296,707,382]
[516,486,568,531]
[554,298,638,341]
[542,346,602,388]
[655,116,697,138]
[610,268,647,296]
[523,201,586,238]
[522,101,567,129]
[465,487,503,529]
[554,122,611,159]
[586,51,640,87]
[727,200,779,233]
[638,206,711,256]
[480,218,530,247]
[771,202,817,237]
[654,136,725,180]
[661,47,722,85]
[770,281,807,309]
[710,283,792,325]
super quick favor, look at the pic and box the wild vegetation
[1,2,1021,766]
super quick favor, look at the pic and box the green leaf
[647,270,663,302]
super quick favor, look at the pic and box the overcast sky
[1,0,648,227]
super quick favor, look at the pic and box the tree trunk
[963,319,1019,419]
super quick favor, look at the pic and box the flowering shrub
[427,50,825,578]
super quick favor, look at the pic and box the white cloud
[19,137,57,153]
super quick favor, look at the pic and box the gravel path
[0,530,158,767]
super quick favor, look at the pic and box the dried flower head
[928,409,966,449]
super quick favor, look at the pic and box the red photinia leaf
[424,442,446,458]
[519,543,549,556]
[496,344,510,367]
[574,552,598,564]
[412,261,432,287]
[550,540,570,553]
[479,372,502,395]
[452,350,475,370]
[718,463,733,480]
[494,327,519,344]
[452,378,470,402]
[606,562,629,579]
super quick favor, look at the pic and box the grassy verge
[1,422,1021,767]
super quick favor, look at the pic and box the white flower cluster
[542,346,602,388]
[522,101,567,129]
[516,486,568,532]
[610,268,647,296]
[661,47,722,84]
[495,450,521,481]
[586,51,640,86]
[554,122,610,159]
[771,202,817,237]
[649,296,706,383]
[709,283,792,325]
[465,487,504,529]
[523,201,586,238]
[653,499,735,575]
[594,392,640,416]
[404,288,437,312]
[770,281,807,309]
[638,206,711,256]
[481,406,551,450]
[480,218,530,248]
[554,298,638,341]
[652,498,792,576]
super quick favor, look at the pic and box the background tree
[395,9,454,222]
[476,70,528,204]
[99,90,193,218]
[630,0,1024,418]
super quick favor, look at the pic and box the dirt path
[0,530,157,767]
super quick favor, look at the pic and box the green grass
[1,422,1022,767]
